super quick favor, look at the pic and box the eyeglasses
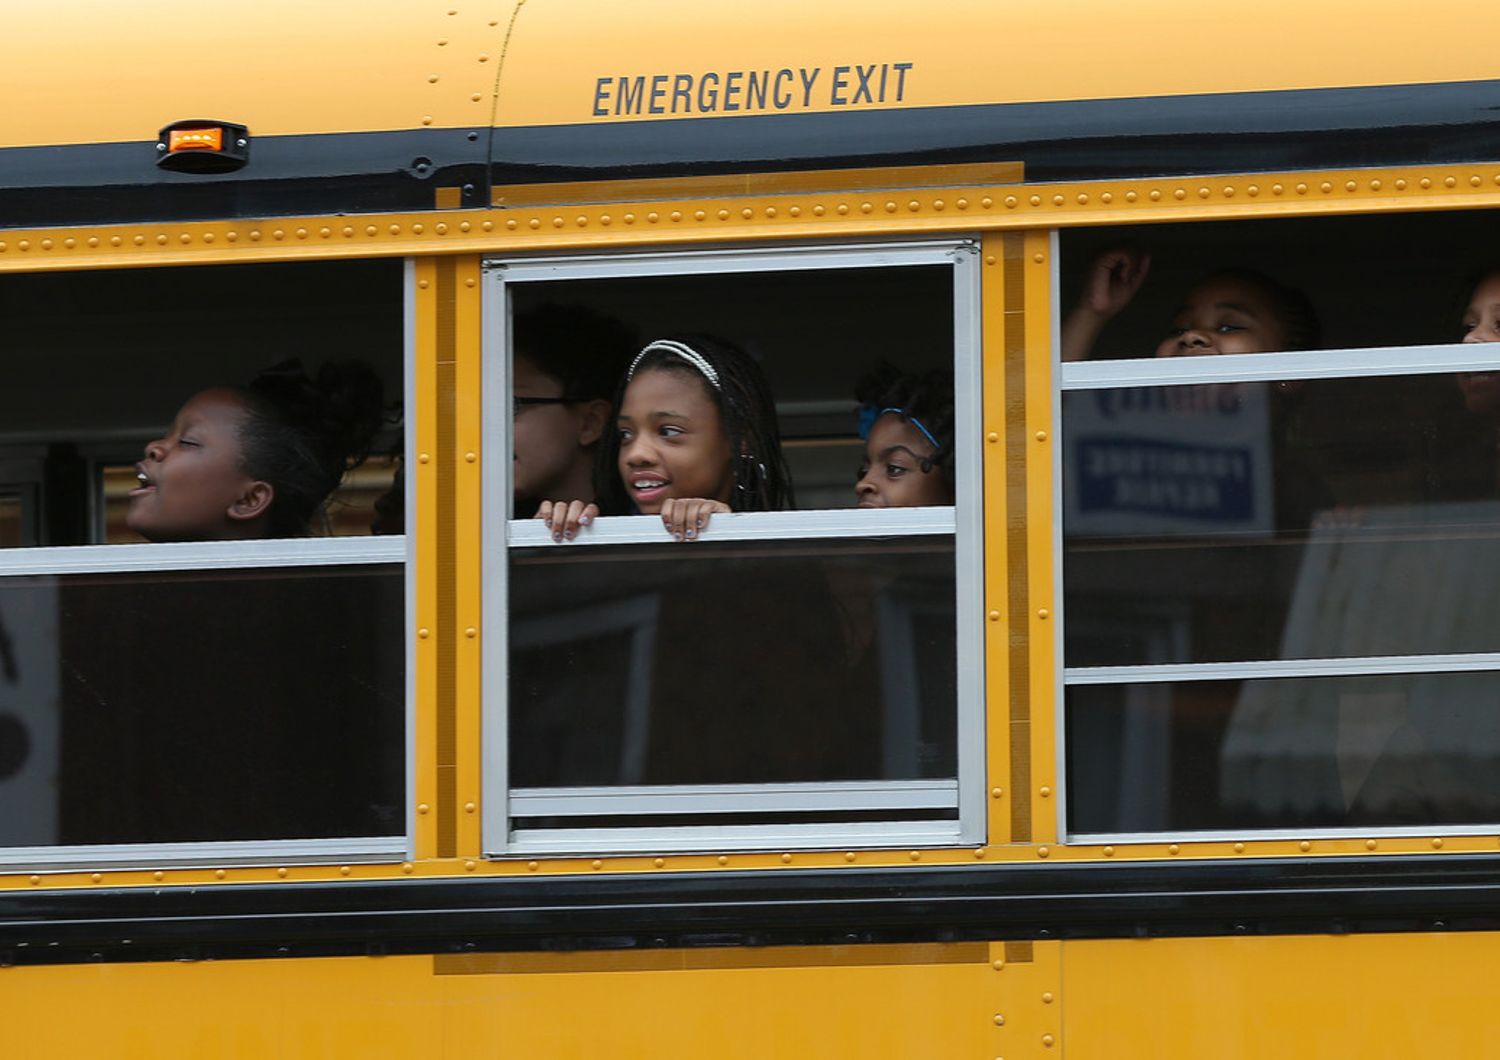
[512,395,576,416]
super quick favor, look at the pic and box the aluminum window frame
[482,239,985,856]
[0,258,417,871]
[1055,316,1500,843]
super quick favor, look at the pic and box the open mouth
[629,475,670,504]
[129,466,156,498]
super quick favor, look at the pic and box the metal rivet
[365,225,378,236]
[505,219,517,230]
[339,865,351,876]
[1032,253,1045,264]
[464,801,476,813]
[482,220,494,231]
[459,221,470,232]
[528,219,540,229]
[464,860,476,871]
[1149,190,1161,201]
[992,787,1004,799]
[780,853,792,864]
[789,205,802,216]
[1343,180,1357,192]
[1432,837,1444,849]
[985,256,996,266]
[28,875,39,886]
[717,855,729,866]
[276,867,287,878]
[1029,195,1042,206]
[671,211,683,221]
[1043,1034,1055,1047]
[764,207,776,218]
[91,873,102,883]
[1173,188,1186,200]
[1197,187,1210,198]
[1247,185,1260,196]
[1233,842,1245,853]
[215,869,226,880]
[465,451,476,462]
[471,94,483,103]
[1396,178,1408,190]
[64,237,76,248]
[992,959,1005,970]
[1299,841,1311,852]
[421,116,433,126]
[388,224,401,235]
[1042,992,1054,1004]
[1035,429,1047,441]
[591,860,603,870]
[1168,844,1180,855]
[1037,609,1049,620]
[1320,182,1333,193]
[418,453,431,464]
[987,430,999,441]
[837,204,850,215]
[418,279,430,289]
[1103,846,1114,857]
[525,861,540,872]
[981,196,993,208]
[654,858,665,868]
[1296,183,1308,194]
[1076,193,1089,204]
[133,235,145,245]
[1100,192,1113,203]
[1366,839,1378,850]
[694,210,706,221]
[1222,186,1235,197]
[1470,175,1483,187]
[402,863,414,874]
[111,236,123,246]
[156,234,169,245]
[1037,846,1050,858]
[974,847,987,858]
[154,871,166,881]
[428,75,440,84]
[907,200,920,212]
[1003,197,1017,209]
[1039,786,1052,797]
[988,610,1001,622]
[1125,190,1138,202]
[464,627,477,638]
[551,217,564,228]
[1444,176,1457,188]
[417,803,431,814]
[956,197,969,209]
[844,852,856,862]
[861,202,873,214]
[224,232,236,243]
[909,851,921,861]
[994,1015,1006,1026]
[931,200,943,211]
[41,239,53,250]
[647,212,659,223]
[599,215,611,226]
[884,201,897,213]
[812,205,825,216]
[741,208,754,219]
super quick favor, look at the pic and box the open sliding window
[1058,211,1500,840]
[483,241,984,854]
[0,260,409,869]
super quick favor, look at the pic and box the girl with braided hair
[537,334,793,542]
[126,359,386,542]
[854,364,955,508]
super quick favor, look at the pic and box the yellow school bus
[4,0,1500,1054]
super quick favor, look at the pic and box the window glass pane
[1068,670,1500,832]
[509,534,956,787]
[1063,373,1500,666]
[0,563,404,847]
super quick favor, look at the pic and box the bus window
[1058,212,1500,837]
[0,260,408,863]
[483,242,984,854]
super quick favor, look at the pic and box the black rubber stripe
[0,128,489,229]
[1,79,1499,230]
[491,78,1500,185]
[5,854,1500,966]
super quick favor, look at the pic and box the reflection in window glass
[1063,374,1500,667]
[1068,670,1500,832]
[510,535,956,788]
[0,564,404,847]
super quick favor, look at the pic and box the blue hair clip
[862,405,941,451]
[856,402,882,440]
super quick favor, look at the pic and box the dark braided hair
[593,335,793,515]
[232,359,386,537]
[1197,268,1322,351]
[856,362,956,492]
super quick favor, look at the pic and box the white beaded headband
[627,339,722,391]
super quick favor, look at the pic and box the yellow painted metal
[1022,229,1059,851]
[1064,932,1500,1057]
[0,943,997,1057]
[452,256,485,856]
[5,164,1500,266]
[411,257,441,862]
[981,232,1012,848]
[989,939,1063,1057]
[5,0,1500,150]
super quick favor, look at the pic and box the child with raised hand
[1062,246,1320,361]
[853,364,955,508]
[127,360,386,542]
[537,335,792,542]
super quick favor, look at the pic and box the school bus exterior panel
[4,0,1500,1055]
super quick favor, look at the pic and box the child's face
[856,414,953,508]
[511,354,606,505]
[1155,277,1289,358]
[1457,273,1500,414]
[126,388,261,542]
[616,367,734,514]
